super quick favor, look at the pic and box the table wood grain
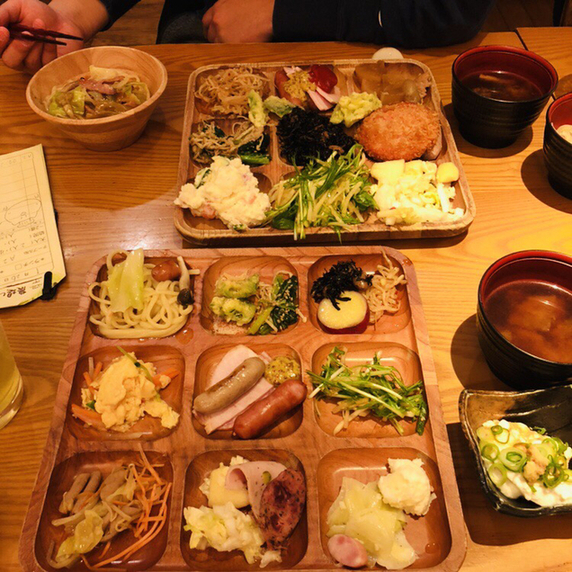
[518,26,572,81]
[1,31,571,572]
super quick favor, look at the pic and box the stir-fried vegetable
[265,145,376,240]
[46,65,150,120]
[308,346,427,435]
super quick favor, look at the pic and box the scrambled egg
[175,156,270,231]
[81,354,179,432]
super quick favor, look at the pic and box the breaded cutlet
[357,102,440,162]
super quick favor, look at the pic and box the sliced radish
[307,89,333,111]
[316,86,341,104]
[318,291,369,334]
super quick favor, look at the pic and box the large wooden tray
[19,246,466,571]
[174,60,476,246]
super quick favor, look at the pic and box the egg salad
[478,419,572,507]
[175,156,270,231]
[80,352,179,432]
[370,159,464,226]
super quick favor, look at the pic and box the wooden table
[1,30,571,572]
[518,26,572,83]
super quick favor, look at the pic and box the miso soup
[462,71,542,101]
[484,280,572,363]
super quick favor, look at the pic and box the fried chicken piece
[357,102,440,161]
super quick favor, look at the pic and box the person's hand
[0,0,84,73]
[203,0,274,43]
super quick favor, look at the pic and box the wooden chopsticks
[8,24,83,46]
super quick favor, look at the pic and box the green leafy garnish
[307,346,427,436]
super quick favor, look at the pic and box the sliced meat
[258,468,306,549]
[225,461,287,519]
[78,77,116,95]
[328,534,368,568]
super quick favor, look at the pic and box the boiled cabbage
[183,502,281,566]
[107,248,145,313]
[326,477,416,570]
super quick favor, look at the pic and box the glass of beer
[0,321,23,429]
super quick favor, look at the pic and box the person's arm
[272,0,495,47]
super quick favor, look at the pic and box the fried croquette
[357,102,440,161]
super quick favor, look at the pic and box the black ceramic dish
[544,93,572,199]
[459,385,572,517]
[477,250,572,389]
[452,45,558,148]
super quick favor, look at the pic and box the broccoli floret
[214,275,259,298]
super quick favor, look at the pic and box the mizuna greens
[308,346,427,436]
[265,145,377,240]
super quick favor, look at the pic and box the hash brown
[357,102,440,161]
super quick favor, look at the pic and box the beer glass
[0,321,23,429]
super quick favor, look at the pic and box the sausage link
[194,357,265,414]
[152,259,182,282]
[233,379,307,439]
[327,534,368,568]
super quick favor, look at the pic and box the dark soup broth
[462,70,542,101]
[484,280,572,363]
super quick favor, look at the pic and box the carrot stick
[93,484,171,568]
[137,447,161,483]
[93,361,103,380]
[83,371,93,389]
[152,368,179,387]
[71,404,106,430]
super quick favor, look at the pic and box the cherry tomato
[309,65,338,93]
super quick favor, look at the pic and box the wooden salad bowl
[26,46,168,151]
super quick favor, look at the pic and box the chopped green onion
[542,459,567,488]
[491,424,509,444]
[117,346,154,383]
[476,426,493,442]
[479,441,500,462]
[533,426,547,435]
[85,400,96,411]
[499,448,527,472]
[488,462,507,487]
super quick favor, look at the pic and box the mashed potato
[378,458,435,516]
[175,156,270,230]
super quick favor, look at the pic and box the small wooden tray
[19,246,466,571]
[174,60,476,246]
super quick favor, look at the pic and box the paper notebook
[0,145,66,308]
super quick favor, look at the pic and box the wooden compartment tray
[19,246,467,571]
[174,60,476,246]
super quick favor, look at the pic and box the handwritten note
[0,145,66,308]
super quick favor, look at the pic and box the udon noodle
[89,252,196,338]
[195,67,268,115]
[364,254,407,323]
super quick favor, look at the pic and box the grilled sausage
[258,468,306,549]
[194,357,265,414]
[328,534,368,568]
[152,259,182,282]
[233,378,307,439]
